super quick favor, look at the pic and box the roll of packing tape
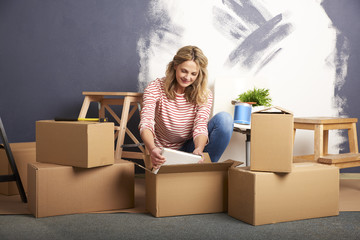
[234,103,252,124]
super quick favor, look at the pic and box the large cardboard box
[146,159,237,217]
[0,142,36,195]
[250,106,293,173]
[36,120,114,168]
[28,159,134,218]
[228,163,339,226]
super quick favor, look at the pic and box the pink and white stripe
[139,78,213,149]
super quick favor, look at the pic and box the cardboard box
[250,106,293,172]
[28,159,134,218]
[36,120,114,168]
[228,163,339,226]
[145,158,237,217]
[0,142,36,195]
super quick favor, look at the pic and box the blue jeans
[179,112,233,162]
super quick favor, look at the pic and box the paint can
[234,102,252,124]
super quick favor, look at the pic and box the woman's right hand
[150,147,166,169]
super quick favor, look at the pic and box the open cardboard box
[0,142,36,195]
[228,162,339,226]
[143,153,241,217]
[36,120,114,168]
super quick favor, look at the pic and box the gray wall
[322,0,360,172]
[1,0,360,172]
[0,0,147,142]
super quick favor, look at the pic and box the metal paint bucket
[234,102,252,124]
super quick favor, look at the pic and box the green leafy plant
[236,87,272,107]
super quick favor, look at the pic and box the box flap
[156,160,239,174]
[253,106,293,115]
[29,162,66,170]
[37,120,109,125]
[9,142,36,151]
[142,152,214,174]
[229,160,245,169]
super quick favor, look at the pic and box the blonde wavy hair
[164,46,209,105]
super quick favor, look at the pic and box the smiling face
[174,60,199,94]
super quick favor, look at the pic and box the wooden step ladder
[293,117,360,169]
[318,153,360,168]
[0,117,27,203]
[78,92,145,160]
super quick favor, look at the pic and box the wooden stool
[293,117,360,168]
[78,92,144,160]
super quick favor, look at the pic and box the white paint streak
[137,0,350,163]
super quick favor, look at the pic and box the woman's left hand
[193,135,207,163]
[193,148,204,163]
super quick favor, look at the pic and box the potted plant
[232,87,272,124]
[235,87,272,107]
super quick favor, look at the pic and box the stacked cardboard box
[27,120,135,218]
[28,159,134,218]
[250,106,293,173]
[36,120,114,168]
[228,107,339,225]
[228,163,339,225]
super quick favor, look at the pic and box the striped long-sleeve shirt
[139,78,213,150]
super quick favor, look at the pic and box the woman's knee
[215,111,233,125]
[213,112,233,133]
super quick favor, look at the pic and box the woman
[139,46,233,169]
